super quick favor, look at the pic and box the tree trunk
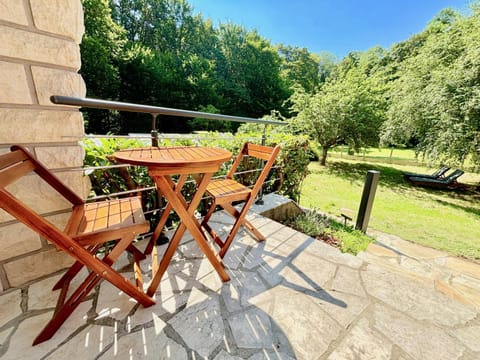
[320,146,329,166]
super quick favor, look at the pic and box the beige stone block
[36,145,84,169]
[0,61,32,104]
[0,109,84,143]
[0,222,42,261]
[0,174,72,223]
[4,248,74,287]
[0,26,81,69]
[365,243,398,257]
[0,171,89,223]
[31,66,86,105]
[30,0,84,43]
[47,211,71,233]
[0,289,22,326]
[47,171,89,204]
[0,1,28,25]
[434,279,478,307]
[452,326,480,352]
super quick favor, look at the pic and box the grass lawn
[329,145,477,169]
[300,159,480,261]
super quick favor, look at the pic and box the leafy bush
[286,210,327,237]
[235,123,310,201]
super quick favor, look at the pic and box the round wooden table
[113,146,232,296]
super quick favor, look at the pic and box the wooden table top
[113,146,232,171]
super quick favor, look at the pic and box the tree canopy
[290,51,387,165]
[80,0,480,169]
[382,7,480,167]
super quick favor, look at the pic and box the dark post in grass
[355,170,380,232]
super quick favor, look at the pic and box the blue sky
[188,0,472,58]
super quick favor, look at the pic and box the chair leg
[145,175,188,255]
[52,245,102,290]
[34,271,100,345]
[201,201,225,247]
[34,235,154,345]
[221,203,265,242]
[201,200,216,226]
[218,205,251,259]
[242,218,266,242]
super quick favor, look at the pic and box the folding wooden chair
[0,145,155,345]
[201,142,280,258]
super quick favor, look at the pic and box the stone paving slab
[365,229,480,307]
[0,210,479,359]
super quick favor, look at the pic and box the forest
[81,0,480,168]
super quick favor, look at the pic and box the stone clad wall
[0,0,87,290]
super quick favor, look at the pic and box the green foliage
[83,137,152,196]
[325,219,374,255]
[236,121,310,201]
[81,0,296,134]
[289,55,388,165]
[382,5,480,167]
[188,105,236,132]
[287,210,328,237]
[278,45,326,94]
[80,0,480,168]
[81,0,126,133]
[215,24,290,118]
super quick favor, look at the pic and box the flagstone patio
[0,195,479,359]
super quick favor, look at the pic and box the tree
[278,45,322,93]
[215,24,290,119]
[290,57,387,165]
[382,6,480,166]
[81,0,127,133]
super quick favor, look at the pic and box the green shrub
[235,123,310,201]
[286,210,328,237]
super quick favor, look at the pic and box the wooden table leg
[145,175,188,256]
[147,173,230,296]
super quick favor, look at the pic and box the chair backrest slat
[225,142,280,196]
[0,150,28,170]
[0,159,35,189]
[7,145,84,205]
[227,142,280,179]
[245,143,276,161]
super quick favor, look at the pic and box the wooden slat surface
[0,150,28,170]
[245,143,274,161]
[0,160,35,188]
[113,146,232,168]
[206,178,250,198]
[71,197,145,236]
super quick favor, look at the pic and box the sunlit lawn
[300,158,480,260]
[329,145,476,168]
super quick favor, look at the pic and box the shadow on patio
[1,196,479,359]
